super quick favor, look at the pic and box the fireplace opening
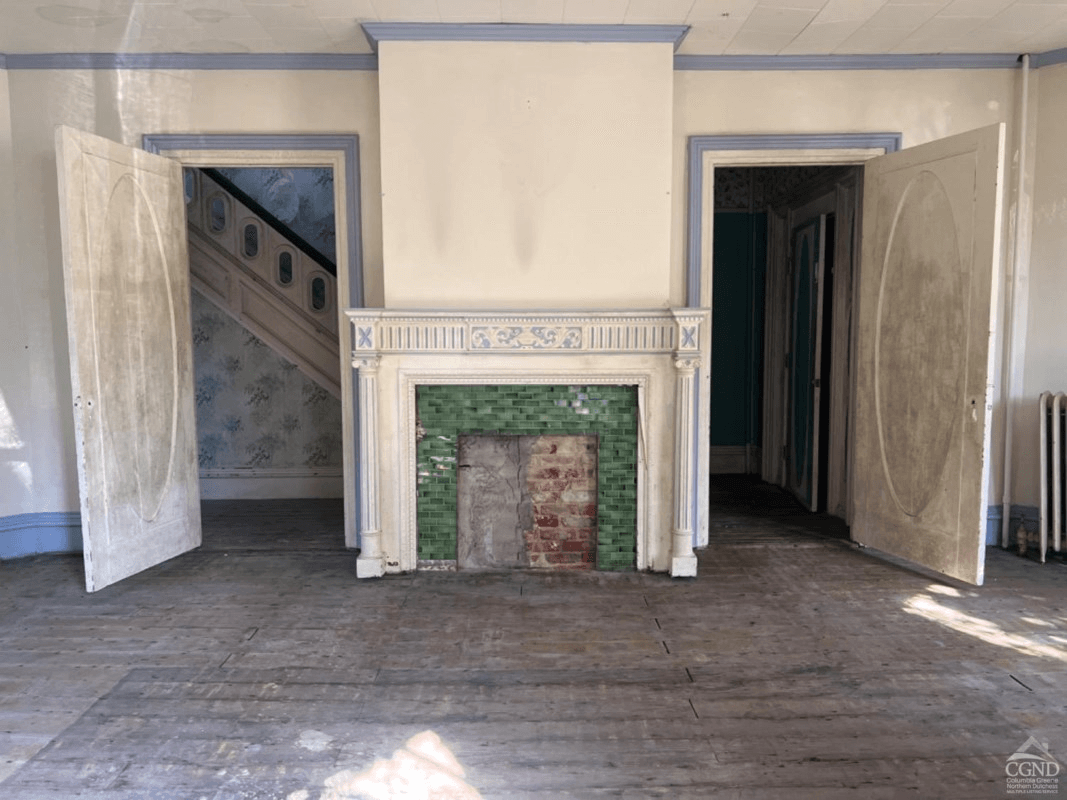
[457,434,598,570]
[415,384,638,571]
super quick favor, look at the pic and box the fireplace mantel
[345,308,710,578]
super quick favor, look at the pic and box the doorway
[182,165,346,546]
[708,163,862,522]
[690,127,1005,586]
[142,134,365,554]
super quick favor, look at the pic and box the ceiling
[1,0,1066,57]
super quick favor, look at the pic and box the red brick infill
[523,435,597,570]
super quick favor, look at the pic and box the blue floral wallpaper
[215,167,335,264]
[191,290,342,470]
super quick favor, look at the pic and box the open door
[56,126,201,592]
[852,124,1004,585]
[787,215,826,512]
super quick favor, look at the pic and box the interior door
[56,126,201,592]
[787,215,826,511]
[852,124,1004,585]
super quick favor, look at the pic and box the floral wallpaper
[191,291,342,470]
[215,167,336,264]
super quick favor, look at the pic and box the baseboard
[0,512,83,559]
[709,445,761,475]
[198,467,344,499]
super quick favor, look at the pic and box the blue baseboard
[986,505,1002,545]
[0,512,83,559]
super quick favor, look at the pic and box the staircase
[184,169,341,398]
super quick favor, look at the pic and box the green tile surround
[416,385,638,570]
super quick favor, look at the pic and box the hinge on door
[813,378,821,389]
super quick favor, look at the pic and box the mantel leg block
[670,554,698,578]
[357,556,385,579]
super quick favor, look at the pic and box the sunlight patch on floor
[904,593,1067,662]
[290,731,481,800]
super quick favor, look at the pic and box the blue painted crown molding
[675,53,1022,71]
[1033,48,1067,68]
[361,23,690,52]
[2,45,1066,72]
[2,52,378,70]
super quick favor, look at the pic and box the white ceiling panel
[939,0,1015,18]
[863,2,946,30]
[198,16,274,40]
[892,14,985,51]
[813,0,885,23]
[836,22,914,51]
[320,19,375,49]
[372,0,442,22]
[500,0,566,23]
[243,4,326,28]
[436,0,502,23]
[675,28,738,53]
[0,0,1066,56]
[725,28,802,52]
[625,0,697,24]
[739,4,820,33]
[561,0,629,23]
[757,0,828,9]
[264,27,335,48]
[1018,17,1067,50]
[686,0,758,22]
[310,0,381,17]
[779,19,868,53]
[986,2,1067,33]
[676,14,750,52]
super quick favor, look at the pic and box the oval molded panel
[874,170,965,517]
[95,173,178,522]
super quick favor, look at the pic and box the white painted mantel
[345,308,710,578]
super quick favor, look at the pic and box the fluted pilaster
[355,355,384,578]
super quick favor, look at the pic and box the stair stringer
[188,228,342,398]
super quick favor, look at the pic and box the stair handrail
[199,168,337,277]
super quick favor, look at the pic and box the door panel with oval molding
[56,125,201,592]
[852,124,1004,585]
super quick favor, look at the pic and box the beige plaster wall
[673,67,1024,509]
[0,60,1044,531]
[1020,63,1067,508]
[0,69,32,516]
[377,41,675,309]
[0,68,382,520]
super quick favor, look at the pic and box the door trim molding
[685,133,901,309]
[142,134,363,307]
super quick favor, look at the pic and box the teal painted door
[787,215,826,512]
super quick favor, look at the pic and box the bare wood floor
[2,483,1067,798]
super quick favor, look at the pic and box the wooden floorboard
[2,484,1067,797]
